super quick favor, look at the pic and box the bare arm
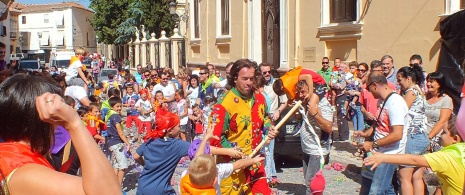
[9,93,121,194]
[232,156,265,170]
[299,74,314,101]
[403,90,416,109]
[428,108,452,139]
[364,151,429,170]
[133,153,145,166]
[115,122,130,147]
[77,67,88,84]
[375,125,404,147]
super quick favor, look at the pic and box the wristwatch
[373,141,379,149]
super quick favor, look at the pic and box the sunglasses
[262,71,271,75]
[322,62,329,64]
[151,74,158,77]
[358,69,367,73]
[199,72,208,75]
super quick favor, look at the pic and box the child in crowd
[364,115,464,194]
[153,90,168,115]
[180,123,264,195]
[64,95,76,109]
[175,89,189,141]
[134,89,153,143]
[105,97,130,186]
[77,107,88,122]
[189,104,204,138]
[122,85,140,130]
[134,111,191,195]
[86,102,106,143]
[101,88,120,119]
[88,94,101,104]
[202,96,216,135]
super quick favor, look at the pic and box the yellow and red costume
[210,88,272,195]
[0,143,54,182]
[85,115,106,140]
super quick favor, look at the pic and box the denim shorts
[405,132,429,155]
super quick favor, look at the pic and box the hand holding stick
[248,100,303,158]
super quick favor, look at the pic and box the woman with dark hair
[425,71,453,152]
[0,74,120,194]
[186,75,200,108]
[396,64,429,195]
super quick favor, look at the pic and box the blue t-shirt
[106,114,123,146]
[197,84,214,109]
[123,94,140,116]
[136,138,190,195]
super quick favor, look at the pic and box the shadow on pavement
[341,163,362,185]
[276,183,306,194]
[275,154,303,169]
[123,165,141,192]
[331,141,358,154]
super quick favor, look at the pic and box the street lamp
[169,0,188,36]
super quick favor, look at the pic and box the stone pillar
[148,32,158,67]
[140,35,148,67]
[158,31,170,69]
[170,28,183,75]
[123,44,128,60]
[134,39,140,67]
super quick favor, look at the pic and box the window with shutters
[220,0,229,35]
[330,0,356,23]
[22,16,26,24]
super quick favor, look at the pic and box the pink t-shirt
[359,81,397,116]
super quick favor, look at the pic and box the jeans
[302,153,322,195]
[335,95,349,140]
[264,139,277,181]
[352,106,365,131]
[360,162,397,195]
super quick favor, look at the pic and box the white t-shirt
[263,79,288,113]
[64,85,88,108]
[180,163,233,195]
[374,93,409,154]
[152,83,175,99]
[176,99,188,125]
[135,99,152,122]
[186,86,199,107]
[65,58,82,82]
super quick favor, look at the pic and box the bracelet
[311,112,318,117]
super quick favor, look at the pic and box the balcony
[10,32,17,39]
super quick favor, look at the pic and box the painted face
[396,74,411,91]
[260,66,272,82]
[426,79,440,93]
[90,107,101,117]
[382,58,394,75]
[235,67,255,97]
[112,103,122,114]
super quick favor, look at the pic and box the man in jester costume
[209,59,279,195]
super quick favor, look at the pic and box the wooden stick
[248,100,303,158]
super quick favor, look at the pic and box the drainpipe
[293,0,300,68]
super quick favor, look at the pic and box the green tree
[114,1,142,45]
[139,0,175,38]
[89,0,132,44]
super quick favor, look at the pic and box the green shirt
[317,68,332,86]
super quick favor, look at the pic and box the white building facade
[17,2,96,62]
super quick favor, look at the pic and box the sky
[17,0,91,8]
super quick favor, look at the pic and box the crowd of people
[0,40,465,195]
